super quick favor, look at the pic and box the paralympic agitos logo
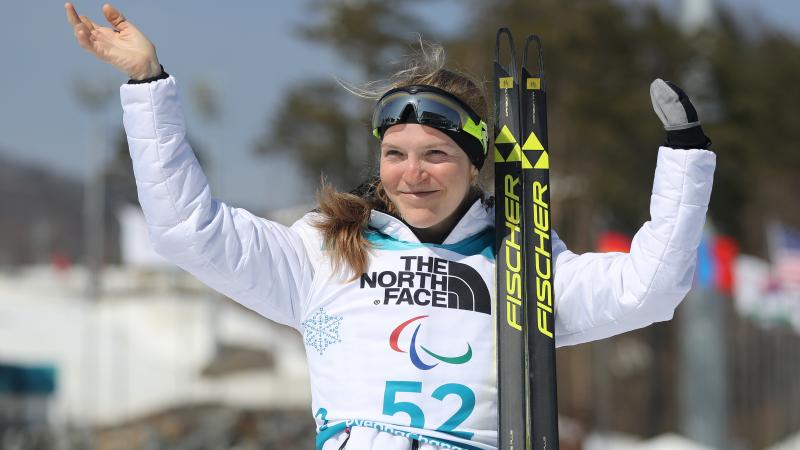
[390,315,472,370]
[360,256,491,315]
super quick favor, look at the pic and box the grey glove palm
[650,78,712,150]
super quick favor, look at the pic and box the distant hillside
[0,130,239,268]
[0,152,87,266]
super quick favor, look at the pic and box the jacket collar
[368,196,494,245]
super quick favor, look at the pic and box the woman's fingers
[66,4,94,51]
[79,15,96,32]
[65,2,160,78]
[64,3,81,27]
[73,23,93,50]
[102,3,130,31]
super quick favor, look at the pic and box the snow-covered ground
[584,432,714,450]
[0,265,311,427]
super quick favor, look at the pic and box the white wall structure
[0,265,310,427]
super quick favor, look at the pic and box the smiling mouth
[401,191,438,197]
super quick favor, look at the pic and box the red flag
[596,231,631,253]
[713,236,738,294]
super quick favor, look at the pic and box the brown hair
[312,42,489,280]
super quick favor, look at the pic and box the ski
[520,34,559,450]
[494,28,559,450]
[494,27,527,450]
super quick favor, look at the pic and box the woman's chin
[400,211,441,230]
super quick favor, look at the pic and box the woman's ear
[470,166,480,184]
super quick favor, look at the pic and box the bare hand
[65,2,161,80]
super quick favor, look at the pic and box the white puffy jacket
[120,75,715,450]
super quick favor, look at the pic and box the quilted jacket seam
[558,153,692,338]
[651,190,707,208]
[148,83,183,228]
[636,153,689,302]
[148,83,258,307]
[129,133,183,140]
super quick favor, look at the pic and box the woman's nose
[402,157,427,185]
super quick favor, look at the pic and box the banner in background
[733,222,800,333]
[767,221,800,290]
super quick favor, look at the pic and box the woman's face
[380,123,478,232]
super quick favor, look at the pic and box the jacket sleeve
[553,147,716,347]
[120,75,314,329]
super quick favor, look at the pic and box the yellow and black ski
[495,28,559,450]
[494,27,527,450]
[520,34,559,450]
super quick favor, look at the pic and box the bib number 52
[382,381,475,440]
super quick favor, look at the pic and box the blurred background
[1,0,799,448]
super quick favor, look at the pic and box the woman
[65,3,716,450]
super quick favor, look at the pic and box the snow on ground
[766,430,800,450]
[584,432,714,450]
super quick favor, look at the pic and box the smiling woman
[65,3,715,449]
[380,123,477,232]
[314,55,490,279]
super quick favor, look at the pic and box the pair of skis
[494,28,559,450]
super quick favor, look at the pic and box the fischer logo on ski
[494,28,560,450]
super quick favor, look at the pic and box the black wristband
[127,65,169,84]
[665,125,712,150]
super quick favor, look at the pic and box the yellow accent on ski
[534,151,549,169]
[495,143,532,168]
[495,124,529,165]
[520,151,533,169]
[527,78,541,90]
[522,132,544,151]
[496,125,518,144]
[505,144,523,163]
[499,77,514,89]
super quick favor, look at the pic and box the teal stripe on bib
[316,421,349,450]
[365,228,495,261]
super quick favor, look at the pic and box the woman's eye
[383,149,403,158]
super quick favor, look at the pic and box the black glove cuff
[665,125,712,150]
[127,65,169,84]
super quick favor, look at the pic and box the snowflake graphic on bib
[302,307,343,355]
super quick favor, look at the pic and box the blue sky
[1,1,354,211]
[0,0,797,211]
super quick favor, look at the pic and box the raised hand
[650,79,712,150]
[65,2,161,80]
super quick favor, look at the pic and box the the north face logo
[360,256,491,315]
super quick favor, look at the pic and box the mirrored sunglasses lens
[373,95,416,129]
[415,95,467,131]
